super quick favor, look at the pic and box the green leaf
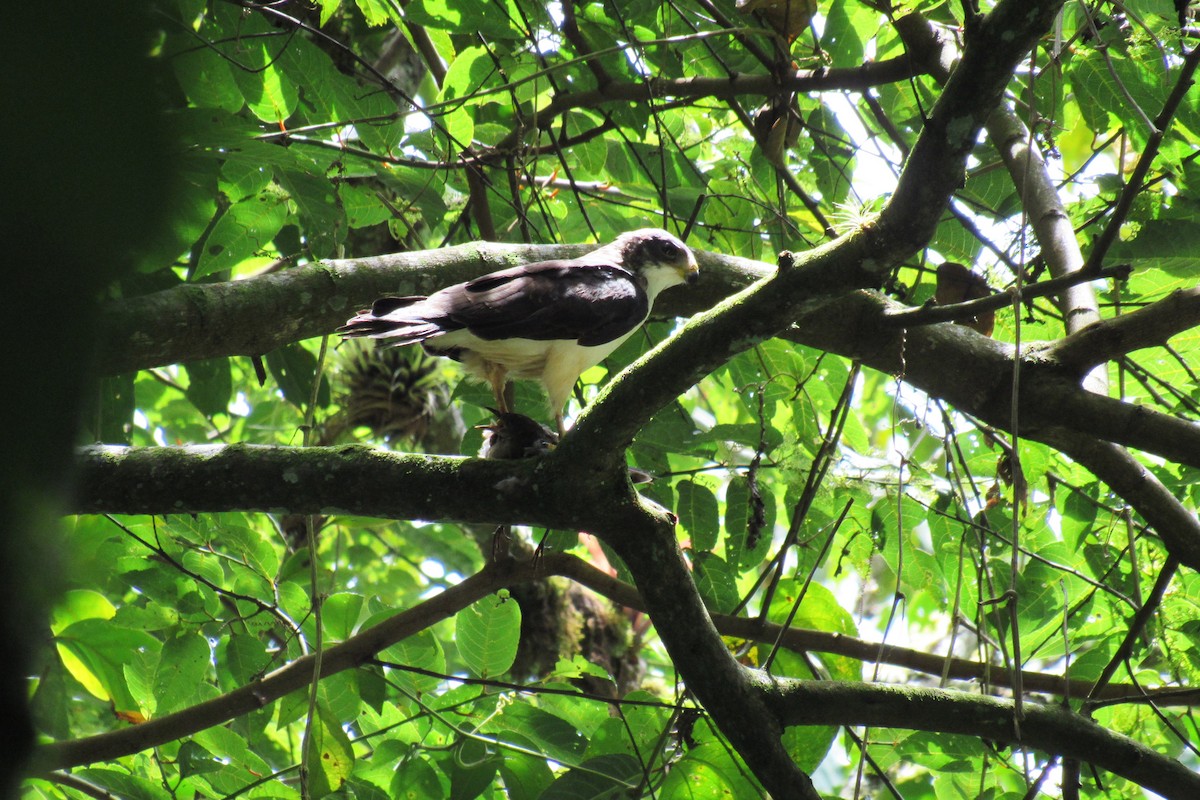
[406,0,527,37]
[446,738,498,799]
[659,740,759,799]
[767,581,861,682]
[316,0,341,25]
[172,47,244,113]
[390,755,445,799]
[490,704,586,763]
[50,589,116,634]
[230,39,299,123]
[341,183,395,228]
[185,357,232,417]
[1110,218,1200,275]
[89,373,135,444]
[724,476,774,569]
[306,702,355,797]
[265,342,332,411]
[354,0,396,25]
[193,190,289,279]
[153,631,211,714]
[275,167,345,259]
[496,736,555,799]
[677,479,720,552]
[74,769,170,800]
[55,620,161,711]
[456,592,521,678]
[219,634,271,689]
[324,592,365,640]
[693,552,739,614]
[379,628,447,692]
[539,753,640,799]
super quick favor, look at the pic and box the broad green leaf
[193,190,289,279]
[659,740,761,799]
[230,39,298,123]
[767,581,861,682]
[275,167,345,258]
[89,373,135,444]
[694,551,739,614]
[782,722,838,774]
[456,592,521,678]
[378,628,447,692]
[323,592,365,640]
[446,738,498,800]
[316,0,341,25]
[185,357,232,418]
[153,631,212,714]
[1110,218,1200,275]
[496,735,555,799]
[489,704,586,763]
[172,47,243,113]
[50,589,115,634]
[55,620,161,710]
[218,634,271,689]
[306,703,355,797]
[265,342,332,411]
[539,753,641,799]
[724,476,774,569]
[74,769,169,800]
[354,0,394,26]
[677,479,720,551]
[406,0,526,37]
[390,755,445,799]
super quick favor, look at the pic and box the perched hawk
[339,229,699,433]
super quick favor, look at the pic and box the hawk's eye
[653,240,680,260]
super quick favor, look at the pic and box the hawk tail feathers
[339,295,450,343]
[338,316,445,344]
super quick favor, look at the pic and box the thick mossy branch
[567,285,1200,474]
[73,443,627,531]
[771,680,1200,798]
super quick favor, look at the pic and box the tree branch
[71,443,608,531]
[882,264,1129,329]
[1046,287,1200,372]
[555,554,1195,706]
[769,680,1200,798]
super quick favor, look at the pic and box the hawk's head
[605,228,700,299]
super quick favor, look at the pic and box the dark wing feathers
[340,261,649,347]
[438,262,648,345]
[370,295,426,316]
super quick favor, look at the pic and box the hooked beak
[683,256,700,285]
